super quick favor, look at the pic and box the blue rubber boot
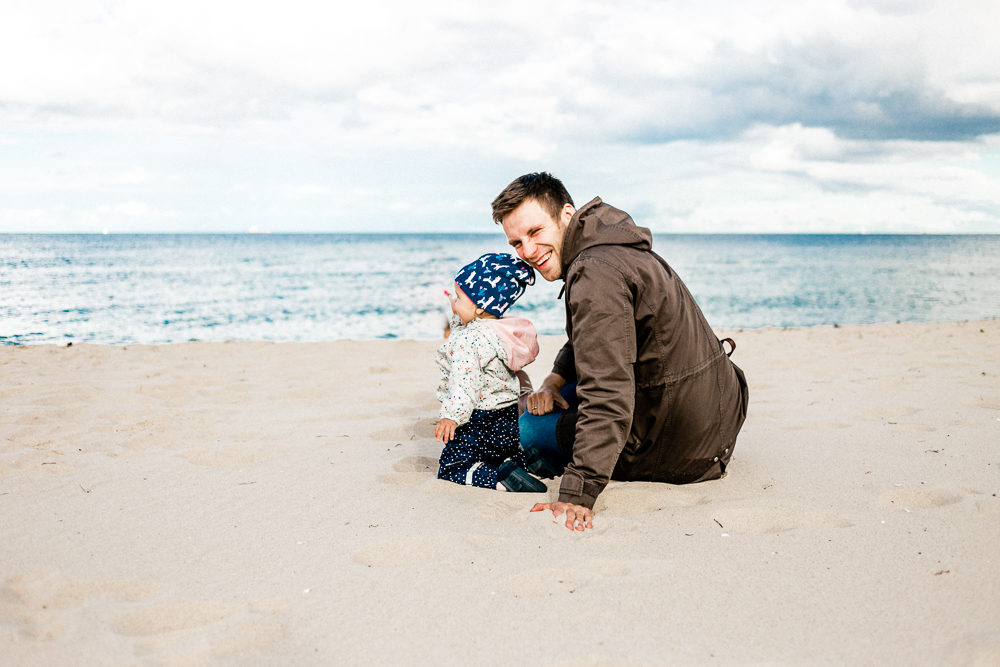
[497,460,548,493]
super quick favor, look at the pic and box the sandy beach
[2,320,998,666]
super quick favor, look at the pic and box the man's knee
[518,411,559,449]
[518,411,568,478]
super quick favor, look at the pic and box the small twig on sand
[714,519,724,529]
[79,484,90,493]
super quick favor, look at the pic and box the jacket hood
[560,197,652,274]
[482,316,538,372]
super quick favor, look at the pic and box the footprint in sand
[377,456,440,486]
[411,418,437,438]
[30,394,80,407]
[0,571,166,611]
[368,418,437,441]
[113,601,243,636]
[13,413,53,426]
[392,456,439,473]
[352,534,455,567]
[499,568,597,598]
[964,395,1000,411]
[123,601,289,662]
[711,504,853,533]
[878,484,989,514]
[946,632,1000,666]
[859,405,921,419]
[1,571,289,661]
[0,571,167,641]
[476,493,541,521]
[583,559,631,576]
[593,482,707,515]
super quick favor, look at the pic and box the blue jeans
[518,384,578,479]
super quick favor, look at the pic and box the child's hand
[435,418,457,444]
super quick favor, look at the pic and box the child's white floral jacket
[436,315,539,425]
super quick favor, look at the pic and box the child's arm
[438,330,487,426]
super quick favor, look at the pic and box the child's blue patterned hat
[455,253,535,317]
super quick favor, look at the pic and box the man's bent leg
[518,384,578,479]
[518,410,564,478]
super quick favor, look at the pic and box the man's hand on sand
[525,387,569,415]
[435,418,457,444]
[531,502,594,531]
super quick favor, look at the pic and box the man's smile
[533,250,553,269]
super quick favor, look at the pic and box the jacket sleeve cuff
[557,491,597,510]
[439,404,472,426]
[557,473,603,510]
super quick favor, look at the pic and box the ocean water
[2,233,998,345]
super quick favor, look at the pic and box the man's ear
[560,203,576,225]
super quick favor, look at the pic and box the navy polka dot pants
[438,404,526,489]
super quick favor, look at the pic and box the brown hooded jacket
[552,198,749,509]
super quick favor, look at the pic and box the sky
[2,0,999,234]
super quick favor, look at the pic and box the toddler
[435,253,547,493]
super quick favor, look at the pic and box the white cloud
[109,201,150,217]
[284,184,330,198]
[5,0,996,143]
[0,0,999,233]
[0,208,47,224]
[105,167,152,186]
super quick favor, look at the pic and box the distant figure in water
[435,253,545,493]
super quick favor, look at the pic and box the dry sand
[2,320,999,666]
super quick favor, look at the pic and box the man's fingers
[532,502,593,531]
[560,505,593,531]
[527,389,563,416]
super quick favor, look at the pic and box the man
[494,173,749,532]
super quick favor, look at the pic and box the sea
[2,233,999,346]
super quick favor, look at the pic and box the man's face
[501,199,574,282]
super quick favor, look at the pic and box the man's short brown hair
[491,172,575,224]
